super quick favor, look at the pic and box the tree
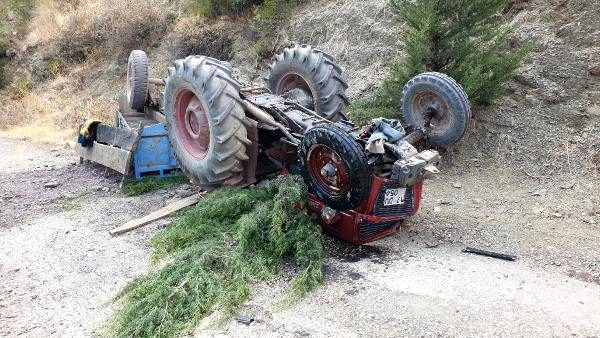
[352,0,535,124]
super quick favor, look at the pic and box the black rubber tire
[127,50,149,111]
[401,72,471,147]
[267,45,350,122]
[299,124,371,211]
[164,55,250,187]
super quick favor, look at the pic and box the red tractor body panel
[306,178,424,244]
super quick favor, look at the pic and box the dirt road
[1,138,599,337]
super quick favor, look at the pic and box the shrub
[351,0,535,125]
[187,0,302,57]
[6,0,35,20]
[10,79,32,99]
[36,0,173,64]
[189,0,262,17]
[252,0,300,55]
[109,176,323,338]
[173,16,237,60]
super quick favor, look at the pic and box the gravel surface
[1,138,599,337]
[0,138,175,337]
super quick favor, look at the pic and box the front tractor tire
[401,72,471,147]
[267,45,350,122]
[164,56,250,188]
[299,124,372,211]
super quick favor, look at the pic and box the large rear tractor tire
[299,124,371,211]
[267,45,349,122]
[164,56,250,187]
[126,50,149,111]
[401,72,471,147]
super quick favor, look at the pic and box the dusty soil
[0,138,178,337]
[1,138,599,337]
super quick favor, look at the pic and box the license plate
[383,188,406,206]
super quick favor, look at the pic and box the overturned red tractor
[125,45,470,244]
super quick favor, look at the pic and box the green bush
[188,0,301,57]
[6,0,35,20]
[109,176,323,338]
[189,0,262,17]
[351,0,535,125]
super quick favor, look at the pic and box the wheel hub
[308,145,349,196]
[320,163,337,177]
[277,73,315,110]
[174,89,210,159]
[411,91,452,136]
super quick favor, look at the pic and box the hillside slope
[1,0,598,178]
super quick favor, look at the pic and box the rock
[589,66,600,77]
[91,186,102,191]
[425,241,441,248]
[101,187,110,192]
[531,189,547,197]
[63,142,71,149]
[551,212,563,218]
[451,182,462,189]
[581,218,597,225]
[559,182,575,190]
[525,94,540,105]
[433,206,442,213]
[176,188,193,198]
[44,181,60,189]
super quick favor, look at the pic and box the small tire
[164,55,250,187]
[267,45,350,122]
[299,124,371,211]
[401,72,471,147]
[127,50,149,111]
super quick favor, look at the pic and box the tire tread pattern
[268,45,349,122]
[298,124,372,210]
[401,72,471,147]
[128,50,149,111]
[164,56,248,187]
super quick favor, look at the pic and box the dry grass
[0,0,174,144]
[172,16,242,60]
[24,0,74,47]
[0,72,116,143]
[40,0,173,63]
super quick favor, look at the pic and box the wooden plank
[75,141,132,174]
[96,124,140,151]
[110,194,203,236]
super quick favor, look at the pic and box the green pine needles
[351,0,535,125]
[108,176,324,338]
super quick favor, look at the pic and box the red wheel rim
[410,90,453,137]
[276,73,315,110]
[307,145,350,196]
[174,89,210,159]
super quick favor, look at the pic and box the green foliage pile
[351,0,535,125]
[124,172,190,197]
[109,176,324,337]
